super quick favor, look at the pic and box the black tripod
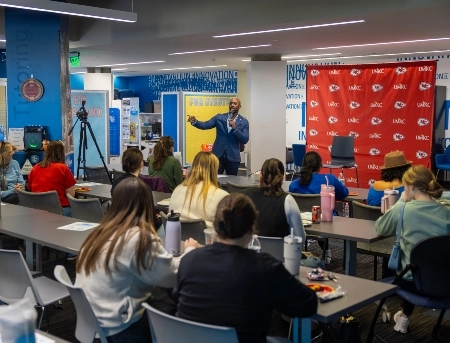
[68,101,112,184]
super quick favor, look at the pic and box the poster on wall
[70,90,109,177]
[305,61,436,188]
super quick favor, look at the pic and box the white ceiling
[4,0,450,76]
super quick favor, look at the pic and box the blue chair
[292,144,306,173]
[367,234,450,342]
[435,147,450,181]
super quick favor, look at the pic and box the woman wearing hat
[367,151,412,206]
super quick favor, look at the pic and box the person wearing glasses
[0,142,25,205]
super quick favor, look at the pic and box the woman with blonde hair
[169,151,228,227]
[148,136,182,192]
[376,165,450,334]
[0,142,24,204]
[76,177,199,342]
[27,140,75,216]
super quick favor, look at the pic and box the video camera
[76,100,88,121]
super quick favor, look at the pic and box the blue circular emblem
[30,155,39,164]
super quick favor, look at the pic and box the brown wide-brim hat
[381,151,412,170]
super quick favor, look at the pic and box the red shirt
[27,163,76,207]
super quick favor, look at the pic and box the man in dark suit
[188,97,249,175]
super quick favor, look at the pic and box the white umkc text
[309,116,319,121]
[310,85,320,90]
[329,70,340,74]
[416,134,430,140]
[417,101,431,107]
[348,117,359,123]
[349,85,361,91]
[328,101,339,107]
[393,118,406,124]
[372,68,384,74]
[367,164,380,170]
[394,84,407,90]
[308,144,318,149]
[346,177,358,184]
[369,133,382,139]
[370,102,383,108]
[327,131,338,136]
[419,66,433,72]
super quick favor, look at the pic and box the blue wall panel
[162,93,179,150]
[70,74,84,90]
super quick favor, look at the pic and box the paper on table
[217,175,227,178]
[75,182,102,186]
[157,199,170,206]
[0,332,55,343]
[301,212,312,221]
[57,222,99,231]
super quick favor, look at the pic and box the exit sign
[69,55,80,67]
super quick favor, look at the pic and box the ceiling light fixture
[282,53,341,59]
[0,0,137,22]
[70,71,86,74]
[159,65,227,71]
[111,68,128,71]
[314,37,450,50]
[213,20,364,38]
[96,61,165,67]
[169,44,271,55]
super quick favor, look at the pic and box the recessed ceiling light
[213,20,364,38]
[169,44,271,55]
[282,53,341,59]
[96,61,165,67]
[314,38,450,50]
[159,65,227,71]
[241,59,250,62]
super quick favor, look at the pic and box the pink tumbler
[320,185,335,222]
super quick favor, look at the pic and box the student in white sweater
[169,151,229,228]
[75,177,200,342]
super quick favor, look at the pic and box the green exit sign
[69,55,80,67]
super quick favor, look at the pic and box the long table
[293,268,396,343]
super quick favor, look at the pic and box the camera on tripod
[76,100,88,121]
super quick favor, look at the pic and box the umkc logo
[371,117,382,125]
[328,116,338,124]
[350,69,361,76]
[369,148,381,156]
[346,177,358,184]
[368,164,380,170]
[328,101,339,107]
[396,66,407,75]
[393,133,405,141]
[327,131,338,136]
[416,134,430,140]
[349,85,361,91]
[417,101,431,108]
[309,116,319,121]
[310,84,320,90]
[394,101,406,109]
[393,118,406,124]
[370,102,383,108]
[372,68,384,74]
[349,131,359,138]
[308,144,319,150]
[372,84,383,92]
[368,179,376,186]
[419,82,431,90]
[419,66,433,72]
[310,69,320,76]
[416,150,428,159]
[329,84,340,92]
[329,69,340,75]
[349,101,360,109]
[394,83,407,90]
[309,129,318,136]
[369,133,382,139]
[310,100,319,107]
[348,117,359,123]
[417,118,430,126]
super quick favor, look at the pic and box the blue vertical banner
[109,108,120,156]
[70,91,109,176]
[161,92,179,150]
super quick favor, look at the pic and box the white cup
[204,228,215,245]
[283,235,303,275]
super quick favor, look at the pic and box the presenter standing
[187,97,249,175]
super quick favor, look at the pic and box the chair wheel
[382,311,391,323]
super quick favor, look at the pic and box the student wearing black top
[173,193,317,343]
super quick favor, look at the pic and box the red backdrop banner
[306,61,436,188]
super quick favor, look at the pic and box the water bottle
[338,172,345,185]
[248,234,261,253]
[344,202,350,218]
[165,210,181,256]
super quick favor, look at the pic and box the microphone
[247,170,261,179]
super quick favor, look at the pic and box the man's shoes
[393,310,410,333]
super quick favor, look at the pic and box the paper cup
[204,228,215,245]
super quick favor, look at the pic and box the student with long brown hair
[148,136,182,192]
[27,140,75,216]
[0,142,24,204]
[76,177,199,342]
[169,151,228,227]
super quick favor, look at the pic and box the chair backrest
[225,181,258,194]
[286,147,294,164]
[287,192,321,212]
[160,212,207,243]
[139,175,171,193]
[352,200,382,221]
[409,234,450,298]
[111,168,126,181]
[292,144,306,167]
[142,302,239,343]
[67,194,104,223]
[330,136,355,164]
[445,147,450,162]
[16,189,62,215]
[0,249,41,305]
[258,236,284,261]
[84,166,112,184]
[54,266,108,343]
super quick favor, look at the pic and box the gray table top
[298,268,396,323]
[36,330,71,343]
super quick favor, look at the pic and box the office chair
[435,147,450,182]
[292,144,306,174]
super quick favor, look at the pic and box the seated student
[148,136,183,192]
[0,142,25,205]
[367,151,411,206]
[169,152,228,228]
[27,141,75,216]
[288,151,349,200]
[111,147,162,229]
[173,193,318,343]
[76,177,200,342]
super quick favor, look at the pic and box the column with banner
[306,61,436,188]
